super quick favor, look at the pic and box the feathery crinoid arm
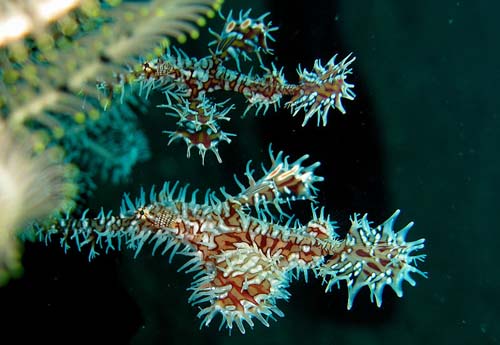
[317,210,427,310]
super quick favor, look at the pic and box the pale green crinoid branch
[0,0,222,284]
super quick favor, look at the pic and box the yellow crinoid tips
[81,0,101,18]
[74,111,86,124]
[52,126,65,139]
[153,46,164,57]
[206,9,216,19]
[105,0,122,6]
[161,38,171,49]
[155,8,166,18]
[3,69,20,84]
[124,11,135,22]
[36,32,55,52]
[59,15,79,36]
[88,108,100,121]
[8,42,29,63]
[190,30,200,40]
[197,17,207,27]
[177,34,187,44]
[213,0,224,12]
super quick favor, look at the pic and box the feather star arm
[35,148,426,334]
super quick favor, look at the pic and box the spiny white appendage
[242,63,286,117]
[306,204,340,241]
[37,181,205,261]
[287,54,356,127]
[210,9,278,70]
[189,243,290,334]
[318,210,427,310]
[233,144,324,220]
[162,96,236,164]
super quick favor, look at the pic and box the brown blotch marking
[213,232,251,252]
[240,18,252,30]
[258,234,267,248]
[221,206,242,228]
[225,21,236,33]
[355,249,371,258]
[367,261,381,272]
[379,258,390,267]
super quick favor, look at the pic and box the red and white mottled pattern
[38,148,426,333]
